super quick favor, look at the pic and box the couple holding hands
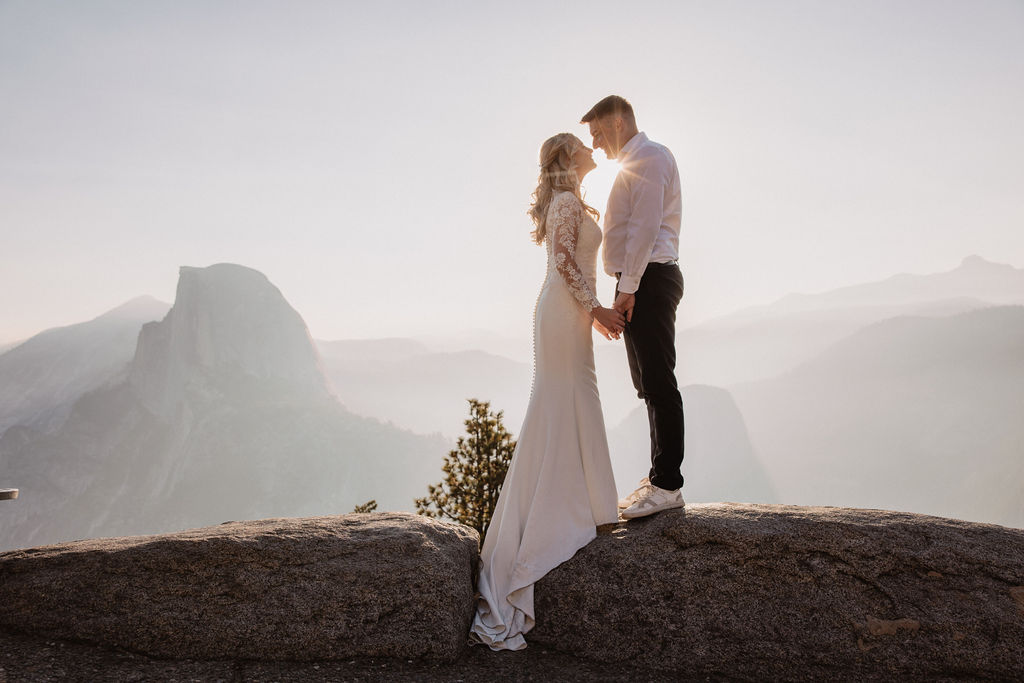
[471,95,686,650]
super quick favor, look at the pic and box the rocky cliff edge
[1,504,1022,681]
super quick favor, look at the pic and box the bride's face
[572,144,597,178]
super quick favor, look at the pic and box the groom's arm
[616,153,667,297]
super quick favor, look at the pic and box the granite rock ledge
[0,512,479,662]
[531,503,1024,681]
[2,503,1023,681]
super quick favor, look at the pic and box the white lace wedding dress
[469,190,619,651]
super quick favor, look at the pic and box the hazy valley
[1,255,1022,550]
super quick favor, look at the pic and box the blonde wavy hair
[528,133,600,245]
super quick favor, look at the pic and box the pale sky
[2,0,1023,344]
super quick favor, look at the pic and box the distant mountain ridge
[0,296,170,435]
[0,340,23,354]
[733,305,1024,528]
[317,345,531,437]
[316,338,431,369]
[0,265,447,551]
[713,255,1024,326]
[676,255,1024,387]
[676,296,989,387]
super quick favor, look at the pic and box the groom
[581,95,686,520]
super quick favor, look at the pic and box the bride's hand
[593,319,620,340]
[592,307,625,337]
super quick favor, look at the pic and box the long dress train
[469,190,619,651]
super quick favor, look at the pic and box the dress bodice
[544,191,602,313]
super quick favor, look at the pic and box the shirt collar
[618,131,648,162]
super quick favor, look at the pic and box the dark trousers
[617,262,685,491]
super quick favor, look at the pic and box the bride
[469,133,625,650]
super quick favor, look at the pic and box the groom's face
[588,115,622,160]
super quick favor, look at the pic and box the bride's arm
[550,193,602,314]
[549,194,624,334]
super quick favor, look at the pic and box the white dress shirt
[602,131,681,295]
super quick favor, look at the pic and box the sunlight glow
[581,158,620,216]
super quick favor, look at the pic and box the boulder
[0,512,478,662]
[531,503,1024,681]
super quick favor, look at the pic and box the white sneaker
[617,477,651,509]
[621,484,685,520]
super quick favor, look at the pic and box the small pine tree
[415,399,516,544]
[352,499,378,513]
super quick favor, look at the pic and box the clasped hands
[593,292,635,341]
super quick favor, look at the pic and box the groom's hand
[613,292,635,323]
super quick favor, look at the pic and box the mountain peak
[958,254,1011,272]
[128,264,330,416]
[178,263,270,286]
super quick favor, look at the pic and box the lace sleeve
[549,193,601,314]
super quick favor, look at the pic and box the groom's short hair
[581,95,635,125]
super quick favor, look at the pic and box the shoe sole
[620,499,686,520]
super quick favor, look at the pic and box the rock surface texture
[531,503,1024,681]
[0,512,478,662]
[2,503,1022,681]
